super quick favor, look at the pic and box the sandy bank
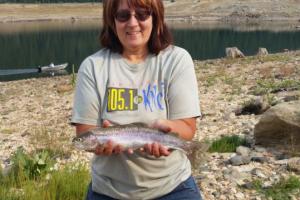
[0,1,300,23]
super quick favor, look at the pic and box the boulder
[254,101,300,153]
[236,146,251,157]
[257,47,268,56]
[229,155,251,166]
[225,47,245,58]
[287,157,300,174]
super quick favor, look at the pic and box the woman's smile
[126,30,141,36]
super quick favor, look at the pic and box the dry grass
[30,127,73,159]
[279,65,295,77]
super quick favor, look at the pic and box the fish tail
[185,141,210,169]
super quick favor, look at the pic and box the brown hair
[100,0,173,55]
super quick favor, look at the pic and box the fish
[72,123,202,154]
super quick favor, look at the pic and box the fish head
[72,131,98,151]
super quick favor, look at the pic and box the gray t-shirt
[71,46,201,200]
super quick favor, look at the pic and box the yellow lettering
[110,89,117,111]
[107,89,111,111]
[118,89,125,110]
[129,89,134,110]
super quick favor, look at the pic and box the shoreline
[0,16,299,34]
[1,14,300,24]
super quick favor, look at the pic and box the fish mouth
[72,137,79,143]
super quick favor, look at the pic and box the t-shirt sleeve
[71,58,101,126]
[167,50,201,120]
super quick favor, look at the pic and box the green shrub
[10,148,54,182]
[39,163,90,200]
[253,176,300,200]
[208,135,248,153]
[0,148,90,200]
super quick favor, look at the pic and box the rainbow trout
[72,123,200,153]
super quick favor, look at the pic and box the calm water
[1,21,300,81]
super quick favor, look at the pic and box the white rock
[235,192,245,199]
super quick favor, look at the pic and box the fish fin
[102,123,148,129]
[186,141,210,169]
[127,122,149,127]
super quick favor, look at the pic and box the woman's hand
[141,118,197,157]
[142,142,170,157]
[140,119,172,157]
[94,139,125,155]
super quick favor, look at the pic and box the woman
[71,0,202,199]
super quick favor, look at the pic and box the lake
[1,20,300,81]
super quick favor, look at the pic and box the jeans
[86,176,203,200]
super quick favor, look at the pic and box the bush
[208,135,248,153]
[253,176,300,200]
[10,147,54,182]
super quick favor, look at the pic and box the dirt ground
[0,3,102,22]
[0,0,300,23]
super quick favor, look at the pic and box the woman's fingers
[113,145,124,154]
[103,140,114,155]
[159,145,170,156]
[144,143,170,157]
[127,148,134,154]
[152,142,160,157]
[94,140,125,156]
[102,120,113,128]
[94,145,104,155]
[145,143,152,155]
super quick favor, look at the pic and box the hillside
[0,0,300,23]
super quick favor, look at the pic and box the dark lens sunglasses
[115,9,152,22]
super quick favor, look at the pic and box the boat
[38,63,68,73]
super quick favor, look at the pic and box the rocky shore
[0,0,300,23]
[1,50,300,199]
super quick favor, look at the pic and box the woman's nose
[127,13,139,25]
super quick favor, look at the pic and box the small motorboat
[38,63,68,73]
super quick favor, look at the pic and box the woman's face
[114,0,153,54]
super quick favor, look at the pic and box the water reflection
[1,20,299,34]
[0,68,39,75]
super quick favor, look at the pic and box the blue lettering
[142,83,165,112]
[142,84,153,112]
[157,93,164,110]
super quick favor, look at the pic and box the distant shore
[0,3,300,24]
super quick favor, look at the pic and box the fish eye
[76,138,82,142]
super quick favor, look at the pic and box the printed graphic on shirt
[107,88,139,112]
[107,82,165,112]
[142,82,165,112]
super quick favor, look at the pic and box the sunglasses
[115,8,152,22]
